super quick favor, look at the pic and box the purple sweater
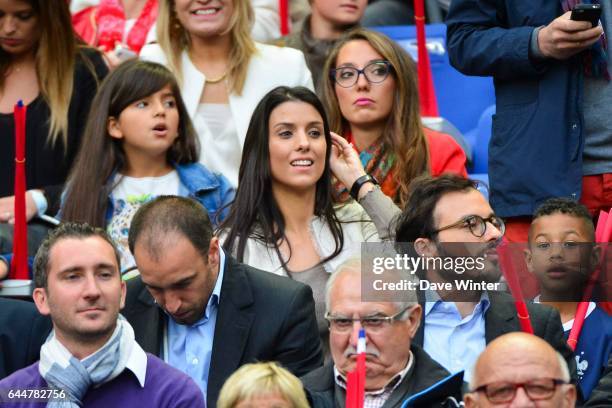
[0,353,205,407]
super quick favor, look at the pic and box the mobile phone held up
[571,4,602,28]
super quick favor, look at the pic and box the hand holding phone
[538,10,604,60]
[571,4,602,28]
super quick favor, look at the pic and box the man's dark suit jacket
[122,255,324,408]
[413,291,576,377]
[301,345,463,408]
[0,298,52,379]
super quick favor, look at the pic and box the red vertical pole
[414,0,439,117]
[10,100,28,280]
[279,0,289,35]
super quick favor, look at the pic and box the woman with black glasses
[321,28,467,209]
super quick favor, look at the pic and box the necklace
[205,71,227,84]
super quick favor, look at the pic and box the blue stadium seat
[372,24,495,157]
[470,104,495,174]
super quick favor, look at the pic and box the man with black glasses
[394,174,575,383]
[301,258,464,407]
[464,332,576,408]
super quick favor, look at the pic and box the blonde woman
[321,28,467,208]
[0,0,107,222]
[217,362,310,408]
[140,0,313,186]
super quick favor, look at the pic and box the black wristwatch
[350,174,378,200]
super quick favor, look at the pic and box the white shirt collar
[124,342,148,388]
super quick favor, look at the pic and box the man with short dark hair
[0,222,204,407]
[395,174,575,383]
[123,196,323,408]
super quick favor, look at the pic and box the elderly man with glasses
[464,332,576,407]
[394,174,576,384]
[300,257,464,408]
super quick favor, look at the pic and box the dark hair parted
[395,174,480,243]
[128,196,214,262]
[34,222,121,289]
[220,86,344,269]
[61,60,199,227]
[530,198,595,242]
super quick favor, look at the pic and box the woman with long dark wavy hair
[221,86,398,356]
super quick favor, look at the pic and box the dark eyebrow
[273,122,296,129]
[59,262,116,273]
[58,267,84,275]
[307,121,323,127]
[336,62,357,69]
[461,212,496,220]
[336,59,386,69]
[161,92,175,98]
[143,272,197,291]
[12,7,34,14]
[58,263,117,276]
[535,229,582,240]
[171,275,195,288]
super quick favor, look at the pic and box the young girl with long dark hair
[62,60,234,271]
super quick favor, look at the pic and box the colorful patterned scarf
[332,132,398,203]
[561,0,610,80]
[96,0,158,53]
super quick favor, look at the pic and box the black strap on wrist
[350,174,377,200]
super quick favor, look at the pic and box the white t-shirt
[194,103,240,186]
[107,171,180,271]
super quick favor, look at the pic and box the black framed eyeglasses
[433,214,505,238]
[324,305,413,333]
[330,60,393,88]
[473,379,568,403]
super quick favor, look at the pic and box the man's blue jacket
[446,0,583,217]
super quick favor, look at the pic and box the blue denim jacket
[104,163,235,228]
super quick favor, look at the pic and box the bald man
[464,332,576,407]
